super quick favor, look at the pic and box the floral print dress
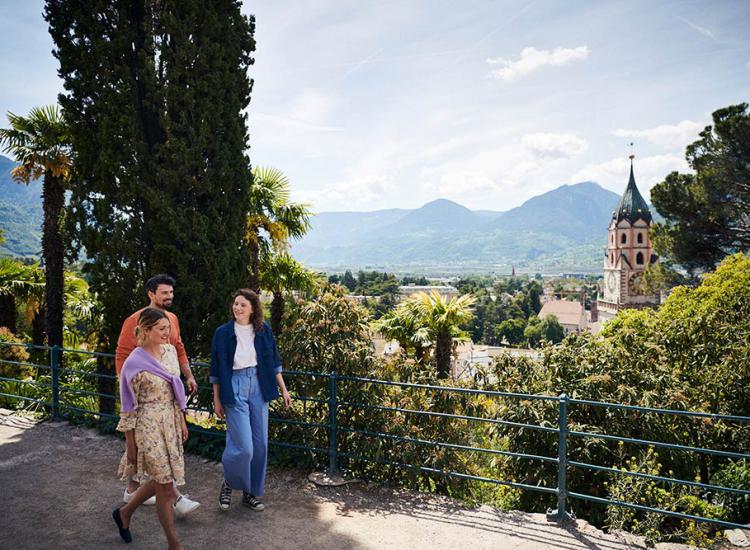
[116,344,185,486]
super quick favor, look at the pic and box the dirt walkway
[0,410,689,550]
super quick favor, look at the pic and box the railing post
[50,345,61,420]
[327,371,340,477]
[548,393,571,522]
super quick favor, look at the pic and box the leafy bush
[710,460,750,523]
[605,447,726,547]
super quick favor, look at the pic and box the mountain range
[292,182,625,274]
[0,155,43,257]
[0,153,640,273]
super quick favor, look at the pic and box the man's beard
[160,300,173,309]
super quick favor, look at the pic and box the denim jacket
[209,320,282,405]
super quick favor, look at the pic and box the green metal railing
[1,341,749,531]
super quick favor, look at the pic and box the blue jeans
[222,367,269,496]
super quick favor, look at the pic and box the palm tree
[246,166,311,292]
[373,300,432,364]
[404,291,476,379]
[259,251,319,336]
[0,258,44,334]
[0,105,71,351]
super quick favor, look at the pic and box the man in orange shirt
[116,274,200,516]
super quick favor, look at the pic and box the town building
[538,300,587,334]
[596,157,660,321]
[398,284,459,302]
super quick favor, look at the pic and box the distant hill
[0,155,43,257]
[292,182,624,274]
[0,152,641,274]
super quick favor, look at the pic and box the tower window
[610,253,614,265]
[621,233,627,244]
[636,252,644,265]
[637,232,643,244]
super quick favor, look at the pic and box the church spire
[614,154,652,224]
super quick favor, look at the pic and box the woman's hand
[281,389,292,410]
[125,430,137,465]
[181,415,189,443]
[214,398,225,420]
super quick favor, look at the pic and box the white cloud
[522,132,589,159]
[613,120,704,149]
[677,16,716,41]
[325,175,398,208]
[571,154,690,199]
[486,46,590,82]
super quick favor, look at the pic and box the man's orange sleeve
[115,314,138,376]
[169,313,190,368]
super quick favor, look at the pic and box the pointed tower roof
[614,156,652,224]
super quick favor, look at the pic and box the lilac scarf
[120,347,187,413]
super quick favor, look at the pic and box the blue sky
[2,1,749,213]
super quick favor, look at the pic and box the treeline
[457,277,564,347]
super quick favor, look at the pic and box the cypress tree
[46,0,255,355]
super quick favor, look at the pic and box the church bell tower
[597,155,660,322]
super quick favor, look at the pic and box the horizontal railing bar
[0,376,52,388]
[58,367,119,380]
[568,429,750,460]
[60,386,118,400]
[270,441,328,454]
[339,426,558,463]
[338,451,557,494]
[0,342,49,350]
[283,370,331,378]
[61,347,114,358]
[569,398,750,423]
[270,417,330,429]
[569,460,750,496]
[186,425,328,455]
[0,392,51,406]
[569,491,750,531]
[58,403,120,420]
[339,400,558,433]
[337,375,559,401]
[0,359,50,369]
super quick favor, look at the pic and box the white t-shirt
[233,323,258,370]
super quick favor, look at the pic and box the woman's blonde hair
[135,307,168,346]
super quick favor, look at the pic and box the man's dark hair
[146,274,176,294]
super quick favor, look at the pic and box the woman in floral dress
[111,308,189,550]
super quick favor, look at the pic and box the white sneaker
[123,487,156,506]
[173,494,201,517]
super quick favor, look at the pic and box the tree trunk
[270,291,284,337]
[43,172,66,349]
[248,238,260,293]
[435,329,452,379]
[31,306,46,346]
[0,294,16,332]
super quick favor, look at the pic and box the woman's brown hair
[135,307,168,346]
[232,289,264,331]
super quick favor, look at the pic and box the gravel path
[0,410,693,550]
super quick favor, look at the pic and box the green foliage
[710,460,750,523]
[479,253,750,535]
[605,448,726,547]
[651,102,750,273]
[247,166,312,292]
[0,104,72,349]
[46,0,256,354]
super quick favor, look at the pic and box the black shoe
[112,507,133,543]
[219,479,232,511]
[241,492,265,511]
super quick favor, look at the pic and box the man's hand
[185,375,198,396]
